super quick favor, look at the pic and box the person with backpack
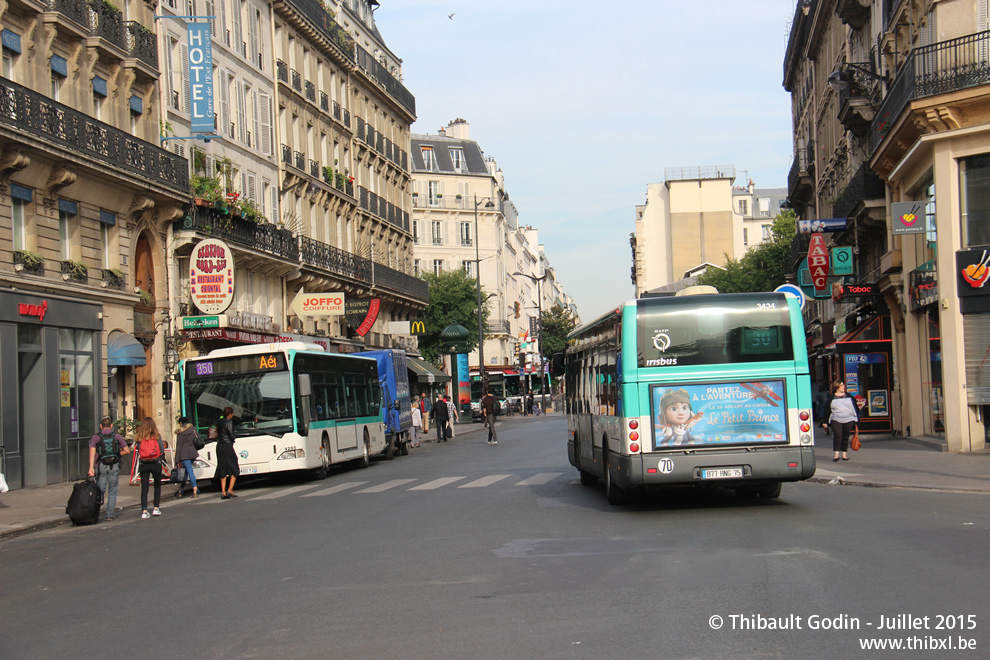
[173,416,201,498]
[134,417,166,519]
[216,407,240,499]
[420,393,431,434]
[432,394,450,443]
[87,416,132,521]
[481,388,499,445]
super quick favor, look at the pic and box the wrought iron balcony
[124,21,158,69]
[355,45,416,117]
[342,108,350,128]
[304,81,316,102]
[0,78,188,195]
[486,320,510,334]
[13,250,45,275]
[832,162,885,220]
[294,151,305,170]
[300,235,371,282]
[60,260,88,283]
[320,91,329,112]
[176,206,299,262]
[276,0,356,61]
[333,100,342,122]
[309,159,319,179]
[871,30,990,152]
[89,0,126,51]
[837,63,881,137]
[291,68,301,92]
[276,59,288,83]
[102,268,126,290]
[49,0,88,30]
[281,143,292,165]
[787,143,814,205]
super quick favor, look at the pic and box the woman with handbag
[216,407,240,499]
[173,416,201,498]
[822,380,860,462]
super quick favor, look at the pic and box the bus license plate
[240,466,258,475]
[702,468,743,479]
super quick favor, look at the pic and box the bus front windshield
[183,371,296,438]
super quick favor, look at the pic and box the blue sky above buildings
[376,0,798,320]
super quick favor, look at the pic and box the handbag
[850,429,861,451]
[169,465,186,484]
[193,430,205,451]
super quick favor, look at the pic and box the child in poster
[656,388,704,446]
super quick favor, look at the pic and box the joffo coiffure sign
[190,238,234,314]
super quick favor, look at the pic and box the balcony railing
[294,151,305,170]
[89,0,126,51]
[124,21,158,69]
[871,30,990,152]
[486,320,510,334]
[281,143,292,165]
[276,59,288,83]
[304,81,316,102]
[787,143,814,199]
[309,159,319,179]
[320,91,329,112]
[176,207,299,262]
[412,196,471,210]
[833,162,886,219]
[0,78,188,194]
[279,0,356,61]
[291,69,301,92]
[300,235,371,281]
[355,45,416,117]
[102,268,126,290]
[49,0,88,29]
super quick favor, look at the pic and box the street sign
[774,284,806,310]
[181,315,225,329]
[798,218,847,233]
[831,247,854,275]
[892,201,926,235]
[808,233,830,295]
[290,290,345,318]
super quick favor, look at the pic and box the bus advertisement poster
[651,380,788,449]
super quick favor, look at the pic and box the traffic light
[519,353,526,373]
[514,343,520,356]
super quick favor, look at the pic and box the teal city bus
[563,287,816,504]
[179,342,386,481]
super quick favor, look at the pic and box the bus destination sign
[188,353,286,378]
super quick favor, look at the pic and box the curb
[806,476,990,494]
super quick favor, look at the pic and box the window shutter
[241,171,248,197]
[232,0,243,58]
[270,185,279,224]
[259,92,272,155]
[167,38,176,106]
[252,90,260,152]
[220,0,228,45]
[218,68,228,137]
[205,0,215,37]
[180,45,191,114]
[247,173,256,201]
[249,8,259,66]
[237,81,247,144]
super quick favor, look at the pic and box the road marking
[355,479,417,493]
[408,476,467,490]
[302,481,368,497]
[250,484,324,500]
[515,472,563,486]
[192,487,277,504]
[459,474,512,488]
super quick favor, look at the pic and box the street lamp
[475,194,495,391]
[513,270,549,414]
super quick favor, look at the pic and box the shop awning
[107,332,147,366]
[407,357,450,383]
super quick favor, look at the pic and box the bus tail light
[799,410,810,421]
[628,419,639,430]
[629,442,640,453]
[800,434,812,445]
[629,431,639,442]
[800,422,811,432]
[277,448,305,460]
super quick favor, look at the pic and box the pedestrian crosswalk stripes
[515,472,564,486]
[354,479,417,493]
[458,474,512,488]
[191,472,566,503]
[301,481,369,497]
[408,476,467,490]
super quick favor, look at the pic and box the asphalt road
[2,415,988,659]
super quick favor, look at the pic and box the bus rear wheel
[355,430,370,469]
[758,481,782,499]
[603,449,625,505]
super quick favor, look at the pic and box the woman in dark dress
[216,407,239,499]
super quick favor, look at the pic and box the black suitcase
[66,479,104,526]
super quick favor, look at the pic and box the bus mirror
[550,352,565,378]
[298,374,312,397]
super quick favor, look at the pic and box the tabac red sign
[808,233,830,294]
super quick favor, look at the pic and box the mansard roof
[409,135,490,175]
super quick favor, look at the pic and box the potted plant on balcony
[322,166,334,185]
[239,197,265,224]
[137,289,154,308]
[13,250,44,273]
[61,259,88,282]
[191,175,223,207]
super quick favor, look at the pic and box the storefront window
[59,329,96,441]
[924,309,944,435]
[843,353,890,422]
[961,154,990,247]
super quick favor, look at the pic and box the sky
[374,0,799,322]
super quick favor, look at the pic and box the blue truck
[360,349,413,458]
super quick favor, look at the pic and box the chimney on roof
[438,126,446,136]
[445,118,469,139]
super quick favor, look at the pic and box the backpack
[66,479,103,526]
[138,437,163,463]
[94,431,121,466]
[492,398,502,415]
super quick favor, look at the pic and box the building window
[743,228,748,246]
[12,198,25,251]
[51,73,61,101]
[449,147,464,172]
[433,259,443,275]
[961,154,990,247]
[738,199,748,215]
[431,220,443,246]
[58,210,71,260]
[421,146,435,171]
[759,197,771,217]
[462,260,474,277]
[414,259,420,276]
[412,220,419,245]
[762,225,772,241]
[101,223,111,269]
[460,221,472,246]
[428,180,440,207]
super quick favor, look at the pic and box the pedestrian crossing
[192,472,568,504]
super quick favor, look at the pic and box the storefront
[0,290,103,489]
[830,313,894,434]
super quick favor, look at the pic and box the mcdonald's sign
[410,320,427,335]
[386,320,428,335]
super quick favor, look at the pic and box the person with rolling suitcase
[88,415,131,521]
[66,478,103,526]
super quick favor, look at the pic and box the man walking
[433,394,450,442]
[481,388,498,445]
[88,416,132,521]
[446,394,459,437]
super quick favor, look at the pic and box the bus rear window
[637,293,793,367]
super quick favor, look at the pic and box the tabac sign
[807,233,830,294]
[190,239,234,314]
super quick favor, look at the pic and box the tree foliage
[696,210,797,293]
[539,304,578,361]
[418,270,490,364]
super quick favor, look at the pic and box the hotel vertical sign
[187,22,214,134]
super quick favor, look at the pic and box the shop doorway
[18,327,45,487]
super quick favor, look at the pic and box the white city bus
[179,342,386,481]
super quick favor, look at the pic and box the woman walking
[134,417,166,519]
[822,380,860,462]
[410,397,422,447]
[173,416,200,498]
[216,407,240,499]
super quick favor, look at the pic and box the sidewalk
[2,424,987,540]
